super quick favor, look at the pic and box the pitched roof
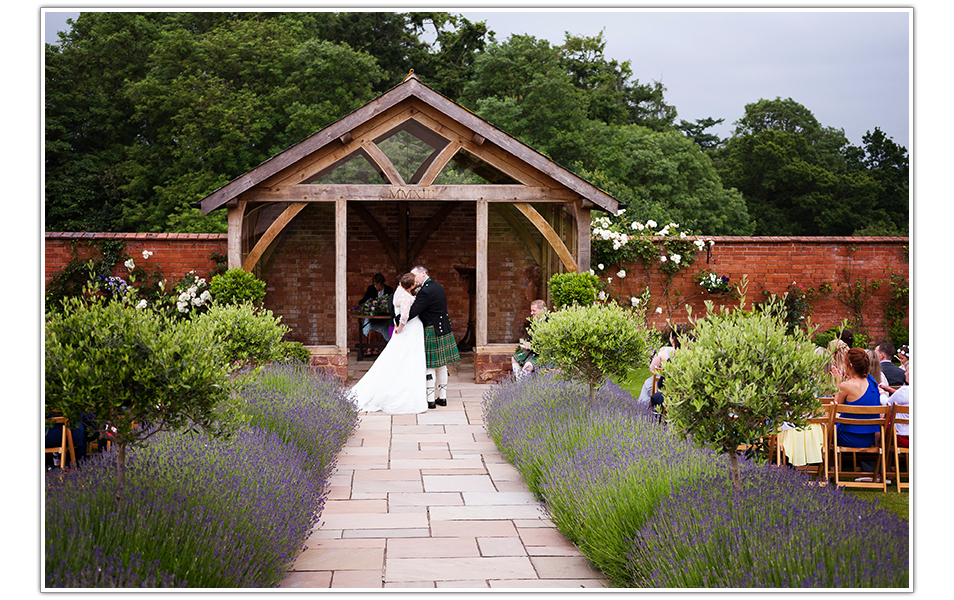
[200,72,618,214]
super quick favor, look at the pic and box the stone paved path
[279,353,607,589]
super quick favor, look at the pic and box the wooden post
[476,199,488,347]
[336,198,347,349]
[576,203,591,272]
[227,200,245,270]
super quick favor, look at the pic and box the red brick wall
[45,232,227,284]
[605,236,909,344]
[45,232,910,352]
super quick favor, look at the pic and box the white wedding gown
[349,287,427,414]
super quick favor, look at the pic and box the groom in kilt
[408,265,460,409]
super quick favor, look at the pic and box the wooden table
[354,314,393,361]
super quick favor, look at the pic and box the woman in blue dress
[832,348,882,447]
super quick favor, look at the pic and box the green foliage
[530,302,650,403]
[45,294,233,488]
[718,97,906,236]
[882,268,909,347]
[193,303,289,369]
[45,239,128,314]
[663,298,833,491]
[209,268,267,306]
[272,341,312,365]
[583,124,754,235]
[547,272,600,308]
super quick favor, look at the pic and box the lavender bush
[483,372,725,584]
[628,462,909,588]
[45,364,358,588]
[484,371,909,588]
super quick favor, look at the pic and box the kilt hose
[424,325,460,368]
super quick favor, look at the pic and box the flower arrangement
[591,212,714,278]
[695,269,737,297]
[358,295,390,316]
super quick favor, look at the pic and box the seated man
[511,300,547,379]
[359,273,394,342]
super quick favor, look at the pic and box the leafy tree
[718,96,909,236]
[45,12,387,234]
[844,127,909,235]
[45,295,233,495]
[677,117,725,152]
[530,302,650,406]
[583,122,754,235]
[662,298,833,494]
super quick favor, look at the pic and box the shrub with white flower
[590,213,712,278]
[174,271,213,315]
[124,259,136,271]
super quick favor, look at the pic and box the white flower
[680,232,687,239]
[191,296,203,306]
[589,269,595,275]
[672,254,682,264]
[655,307,663,314]
[617,209,626,215]
[709,239,716,247]
[178,292,191,303]
[631,296,640,306]
[598,263,605,270]
[607,277,613,284]
[177,302,189,313]
[670,222,679,229]
[158,280,165,291]
[617,270,626,278]
[136,299,148,309]
[200,290,212,301]
[188,286,198,295]
[124,259,135,270]
[197,278,206,287]
[694,240,705,250]
[598,291,607,301]
[647,220,657,228]
[142,250,153,259]
[660,255,668,263]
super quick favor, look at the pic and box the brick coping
[46,231,906,244]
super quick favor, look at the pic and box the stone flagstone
[280,352,607,589]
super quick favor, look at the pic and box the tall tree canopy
[717,97,907,236]
[44,11,485,233]
[45,16,905,238]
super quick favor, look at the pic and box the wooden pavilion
[199,72,618,381]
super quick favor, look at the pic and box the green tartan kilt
[424,325,460,368]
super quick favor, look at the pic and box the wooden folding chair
[775,403,833,484]
[45,416,77,470]
[887,403,910,493]
[832,403,890,492]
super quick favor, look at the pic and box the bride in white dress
[350,273,427,414]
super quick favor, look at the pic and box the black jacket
[408,278,453,336]
[880,360,907,387]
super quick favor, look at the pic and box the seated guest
[839,328,854,349]
[897,345,910,372]
[359,273,394,342]
[876,341,906,386]
[511,300,547,379]
[866,349,890,403]
[649,325,688,421]
[832,348,882,449]
[883,363,910,448]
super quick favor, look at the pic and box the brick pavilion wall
[45,232,909,383]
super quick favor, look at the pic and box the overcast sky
[43,8,910,150]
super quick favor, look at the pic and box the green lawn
[612,366,909,521]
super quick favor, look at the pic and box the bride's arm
[394,289,412,333]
